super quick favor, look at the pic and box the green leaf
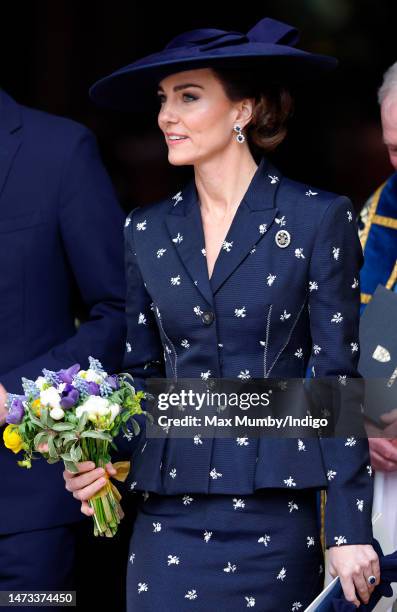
[50,422,75,432]
[70,444,82,462]
[63,460,78,474]
[34,431,49,448]
[80,430,112,441]
[77,411,89,433]
[47,435,58,459]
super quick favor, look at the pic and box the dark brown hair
[210,62,294,154]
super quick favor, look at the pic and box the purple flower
[6,397,26,425]
[87,382,100,396]
[60,383,80,409]
[58,364,80,384]
[106,375,119,390]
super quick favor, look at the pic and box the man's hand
[366,413,397,472]
[0,384,8,427]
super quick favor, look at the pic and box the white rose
[109,403,121,422]
[50,406,65,420]
[40,387,61,410]
[80,395,110,418]
[35,376,48,390]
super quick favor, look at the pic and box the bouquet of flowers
[2,357,149,537]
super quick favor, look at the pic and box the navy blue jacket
[118,155,374,550]
[0,90,127,535]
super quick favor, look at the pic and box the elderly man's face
[381,95,397,170]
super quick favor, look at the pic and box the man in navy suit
[0,89,127,601]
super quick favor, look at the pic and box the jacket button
[201,311,215,325]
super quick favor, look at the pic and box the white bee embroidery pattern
[193,434,203,445]
[137,582,148,593]
[305,190,318,197]
[201,370,211,380]
[347,210,353,222]
[136,220,147,231]
[268,175,279,184]
[307,536,315,547]
[275,215,286,226]
[267,273,276,286]
[295,248,305,259]
[222,240,233,252]
[238,369,251,379]
[259,224,267,235]
[181,339,190,348]
[203,531,212,542]
[309,281,318,292]
[153,522,162,533]
[288,500,299,513]
[223,562,237,573]
[172,191,183,206]
[138,312,147,325]
[233,498,246,510]
[209,468,222,479]
[356,499,364,512]
[292,603,303,611]
[201,248,206,256]
[345,437,357,447]
[280,310,291,321]
[284,476,296,487]
[294,348,303,359]
[257,534,271,546]
[313,345,322,355]
[367,465,373,476]
[277,567,287,581]
[185,590,198,600]
[182,495,194,505]
[236,437,249,446]
[167,555,180,566]
[169,468,177,479]
[156,248,167,258]
[172,233,183,244]
[352,277,359,288]
[297,439,306,451]
[334,535,347,546]
[170,275,181,286]
[327,470,337,481]
[332,247,340,260]
[331,312,343,323]
[124,217,131,227]
[245,596,256,607]
[234,306,247,318]
[126,341,132,353]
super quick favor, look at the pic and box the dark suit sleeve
[0,129,127,391]
[110,209,166,461]
[307,196,374,549]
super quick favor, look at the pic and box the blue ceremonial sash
[359,173,397,314]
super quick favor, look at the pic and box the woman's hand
[63,461,117,516]
[37,442,117,517]
[328,544,380,607]
[365,414,397,472]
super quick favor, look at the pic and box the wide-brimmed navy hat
[89,17,338,112]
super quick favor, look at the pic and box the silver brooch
[275,229,291,248]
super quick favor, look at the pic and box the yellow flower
[32,398,41,417]
[3,425,24,454]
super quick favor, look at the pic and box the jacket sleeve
[307,195,374,549]
[0,128,127,391]
[111,208,166,461]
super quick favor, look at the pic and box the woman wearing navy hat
[63,17,380,610]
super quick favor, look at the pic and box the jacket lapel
[0,90,23,200]
[165,156,282,301]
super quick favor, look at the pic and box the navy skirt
[126,488,324,611]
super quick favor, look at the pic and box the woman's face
[157,67,252,165]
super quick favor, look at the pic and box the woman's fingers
[63,461,96,481]
[65,467,106,493]
[37,442,49,453]
[339,574,360,608]
[105,462,117,476]
[81,500,95,516]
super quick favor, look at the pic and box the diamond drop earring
[233,124,245,144]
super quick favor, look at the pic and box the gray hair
[378,61,397,104]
